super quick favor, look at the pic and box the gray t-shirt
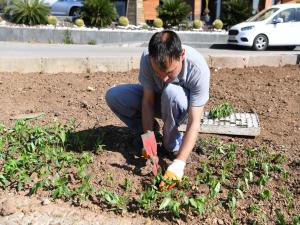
[138,45,210,107]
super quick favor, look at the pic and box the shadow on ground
[210,44,300,51]
[65,125,170,175]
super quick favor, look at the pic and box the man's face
[150,49,185,83]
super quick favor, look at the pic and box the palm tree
[157,0,192,27]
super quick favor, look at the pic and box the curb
[0,55,299,74]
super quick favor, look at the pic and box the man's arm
[142,89,156,132]
[175,106,204,162]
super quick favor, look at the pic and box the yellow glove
[159,159,186,190]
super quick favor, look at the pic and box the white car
[45,0,83,17]
[228,3,300,50]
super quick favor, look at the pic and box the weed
[63,30,74,44]
[88,40,97,45]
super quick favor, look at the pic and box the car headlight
[241,26,254,31]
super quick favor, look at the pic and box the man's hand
[159,159,186,190]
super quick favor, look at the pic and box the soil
[0,65,299,224]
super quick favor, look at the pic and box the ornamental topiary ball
[118,16,129,26]
[47,15,57,26]
[193,19,203,29]
[153,18,163,28]
[213,19,223,30]
[75,18,85,27]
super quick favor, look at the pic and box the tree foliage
[221,0,252,29]
[81,0,117,28]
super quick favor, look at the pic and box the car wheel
[252,34,268,51]
[285,46,296,51]
[69,7,81,17]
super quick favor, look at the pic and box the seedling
[122,178,132,192]
[189,195,207,214]
[275,209,286,225]
[209,102,234,119]
[100,188,128,212]
[105,172,114,186]
[259,189,272,200]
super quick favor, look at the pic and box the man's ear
[181,48,185,61]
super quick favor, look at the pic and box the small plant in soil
[209,102,234,119]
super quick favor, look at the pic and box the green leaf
[159,197,172,210]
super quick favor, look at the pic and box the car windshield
[247,8,279,22]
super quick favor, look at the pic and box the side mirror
[273,17,283,24]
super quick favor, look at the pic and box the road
[1,41,299,58]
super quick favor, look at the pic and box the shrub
[0,0,8,12]
[153,18,163,28]
[75,18,84,27]
[81,0,117,28]
[221,0,251,29]
[156,0,191,27]
[118,16,129,26]
[142,23,149,29]
[4,0,50,26]
[213,19,223,29]
[193,19,203,29]
[47,15,57,26]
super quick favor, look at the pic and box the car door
[51,0,69,15]
[266,8,295,45]
[267,8,296,46]
[294,7,300,45]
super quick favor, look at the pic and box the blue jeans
[105,83,189,152]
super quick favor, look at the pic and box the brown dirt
[0,65,299,224]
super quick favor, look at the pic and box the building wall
[265,0,296,8]
[143,0,159,20]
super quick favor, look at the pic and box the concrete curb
[0,55,298,74]
[0,26,228,46]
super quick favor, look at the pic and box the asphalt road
[1,41,299,58]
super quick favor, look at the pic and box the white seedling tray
[178,112,260,137]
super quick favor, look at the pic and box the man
[105,30,210,183]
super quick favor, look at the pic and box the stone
[0,199,17,216]
[41,198,51,206]
[87,86,96,91]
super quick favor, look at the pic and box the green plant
[47,15,57,26]
[259,189,271,200]
[153,18,163,28]
[4,0,50,25]
[209,102,234,119]
[118,16,129,26]
[81,0,117,28]
[189,195,207,214]
[213,19,223,29]
[63,30,74,44]
[221,0,251,29]
[0,120,97,203]
[275,209,286,225]
[75,18,84,27]
[193,19,203,29]
[156,0,191,27]
[100,188,128,211]
[122,178,132,192]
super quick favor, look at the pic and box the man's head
[148,30,185,83]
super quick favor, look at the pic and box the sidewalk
[0,41,299,74]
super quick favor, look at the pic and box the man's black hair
[148,30,182,71]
